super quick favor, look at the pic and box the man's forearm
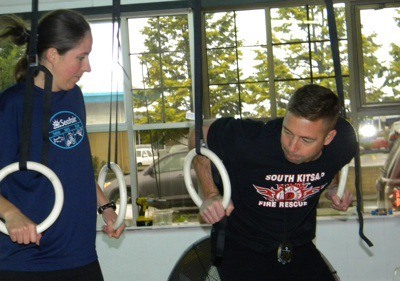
[193,155,220,199]
[188,119,219,199]
[325,175,339,200]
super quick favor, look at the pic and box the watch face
[277,242,293,265]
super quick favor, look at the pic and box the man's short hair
[287,84,340,130]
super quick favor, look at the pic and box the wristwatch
[98,201,116,214]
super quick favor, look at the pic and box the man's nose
[287,138,299,152]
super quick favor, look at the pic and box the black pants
[0,260,104,281]
[217,240,337,281]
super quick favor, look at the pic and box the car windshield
[156,153,185,173]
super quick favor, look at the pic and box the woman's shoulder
[0,83,25,104]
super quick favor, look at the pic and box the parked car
[388,121,400,149]
[104,150,199,209]
[370,136,389,150]
[136,147,158,166]
[375,139,400,214]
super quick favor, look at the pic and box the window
[128,15,192,125]
[358,7,400,106]
[351,3,400,215]
[206,10,269,118]
[78,2,400,225]
[270,5,349,115]
[79,21,126,125]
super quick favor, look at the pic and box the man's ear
[324,129,337,145]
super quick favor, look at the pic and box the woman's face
[50,32,92,91]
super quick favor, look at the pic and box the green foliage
[134,129,189,150]
[380,10,400,102]
[206,12,244,117]
[0,39,24,92]
[134,14,192,130]
[131,5,390,137]
[271,6,350,107]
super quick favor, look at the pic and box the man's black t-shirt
[207,117,357,253]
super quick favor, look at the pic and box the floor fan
[168,236,221,281]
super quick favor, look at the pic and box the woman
[0,9,125,280]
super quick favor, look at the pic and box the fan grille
[168,236,221,281]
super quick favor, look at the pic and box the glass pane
[128,15,192,125]
[271,6,310,43]
[161,52,190,84]
[129,18,149,53]
[131,53,162,89]
[133,86,191,124]
[80,21,125,125]
[206,12,236,49]
[205,9,270,120]
[240,82,270,118]
[236,10,267,46]
[274,43,311,79]
[356,115,400,215]
[89,131,130,180]
[238,46,268,82]
[271,5,346,43]
[132,89,163,124]
[274,41,348,81]
[360,8,400,104]
[85,92,125,125]
[207,48,238,85]
[209,84,240,118]
[99,128,201,225]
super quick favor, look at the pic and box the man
[188,84,355,281]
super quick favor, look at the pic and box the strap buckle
[27,54,39,68]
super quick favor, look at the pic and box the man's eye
[302,138,313,144]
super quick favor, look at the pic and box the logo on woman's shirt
[49,111,84,149]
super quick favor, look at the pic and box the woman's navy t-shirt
[0,83,98,271]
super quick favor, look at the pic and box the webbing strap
[40,65,53,167]
[113,0,121,165]
[210,216,227,266]
[19,0,39,170]
[326,0,373,247]
[326,0,346,118]
[192,0,204,154]
[354,146,373,247]
[191,0,227,263]
[106,0,122,168]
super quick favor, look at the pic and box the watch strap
[98,201,116,214]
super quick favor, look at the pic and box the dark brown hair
[0,9,90,82]
[287,84,340,130]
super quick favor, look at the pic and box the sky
[79,22,123,94]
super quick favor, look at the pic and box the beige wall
[88,131,131,174]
